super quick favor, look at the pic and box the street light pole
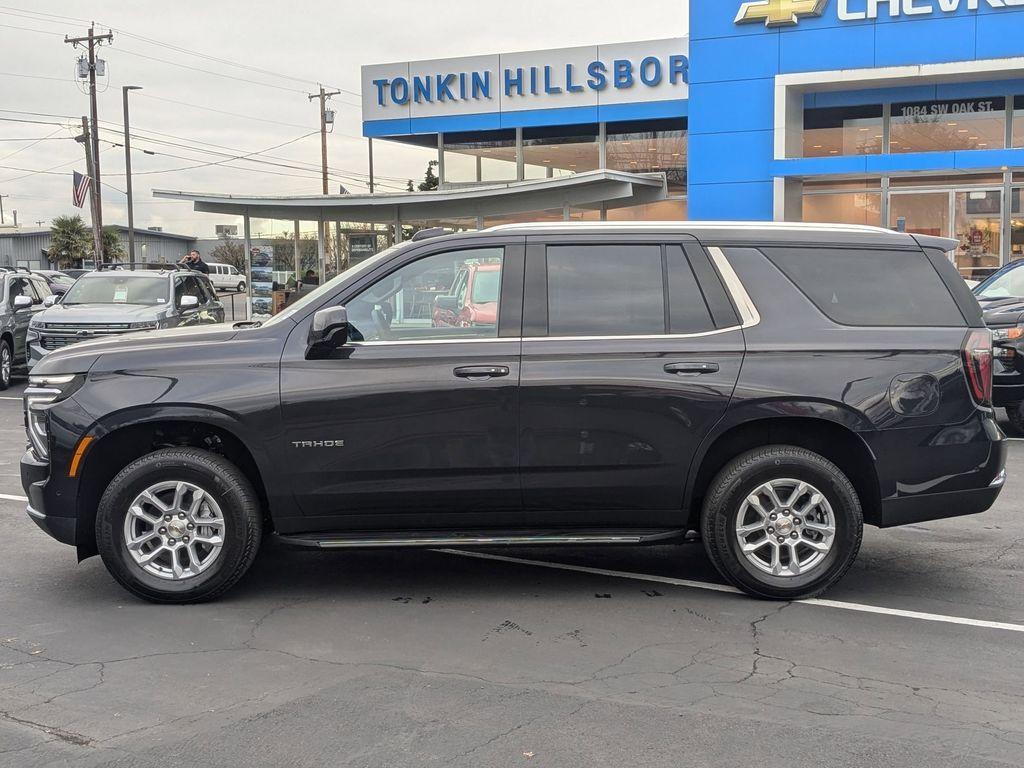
[122,85,142,268]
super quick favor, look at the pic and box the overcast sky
[0,0,687,238]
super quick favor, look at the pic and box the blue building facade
[360,2,1024,279]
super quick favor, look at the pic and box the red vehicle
[432,261,500,329]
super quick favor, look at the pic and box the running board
[275,528,687,550]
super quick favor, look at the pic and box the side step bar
[276,528,687,550]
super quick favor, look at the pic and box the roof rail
[411,227,451,242]
[0,265,31,273]
[96,261,187,272]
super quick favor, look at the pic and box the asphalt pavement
[1,380,1023,767]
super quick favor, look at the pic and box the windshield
[471,269,501,303]
[261,242,415,327]
[50,274,76,287]
[61,275,169,306]
[976,265,1024,299]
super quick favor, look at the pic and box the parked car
[973,260,1024,432]
[26,265,224,369]
[21,223,1005,604]
[33,269,77,296]
[63,268,92,280]
[432,261,500,329]
[206,262,246,293]
[0,267,52,389]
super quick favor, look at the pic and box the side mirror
[12,295,32,310]
[308,306,349,355]
[180,295,199,310]
[434,295,460,313]
[43,295,58,308]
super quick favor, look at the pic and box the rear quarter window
[759,246,966,327]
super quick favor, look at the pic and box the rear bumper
[878,469,1006,527]
[993,381,1024,408]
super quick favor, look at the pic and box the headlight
[129,321,159,330]
[992,326,1024,342]
[24,374,85,461]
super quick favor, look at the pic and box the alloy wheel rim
[734,478,836,578]
[1,346,9,383]
[122,480,226,580]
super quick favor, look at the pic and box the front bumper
[20,448,76,546]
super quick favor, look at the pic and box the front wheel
[0,340,11,390]
[701,445,863,600]
[96,448,262,603]
[236,282,246,293]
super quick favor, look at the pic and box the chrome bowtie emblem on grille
[735,0,828,26]
[291,440,345,448]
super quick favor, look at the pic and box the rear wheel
[1004,402,1024,436]
[236,281,245,293]
[701,445,863,600]
[0,340,11,390]
[96,448,262,603]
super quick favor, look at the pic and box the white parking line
[437,549,1024,635]
[0,493,27,502]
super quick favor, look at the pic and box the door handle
[454,365,510,379]
[664,362,719,375]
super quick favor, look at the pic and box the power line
[0,127,68,162]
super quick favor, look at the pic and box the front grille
[38,323,136,351]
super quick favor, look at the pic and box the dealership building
[160,1,1024,280]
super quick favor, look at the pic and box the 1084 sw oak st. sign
[360,38,688,127]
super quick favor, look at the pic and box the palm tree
[48,215,91,270]
[101,227,126,262]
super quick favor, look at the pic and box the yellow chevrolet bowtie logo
[735,0,829,26]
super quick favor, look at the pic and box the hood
[31,323,241,376]
[977,295,1024,327]
[36,302,165,324]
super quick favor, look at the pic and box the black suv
[21,223,1005,603]
[972,260,1024,431]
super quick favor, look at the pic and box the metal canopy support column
[243,210,252,321]
[317,211,326,280]
[293,220,301,281]
[394,208,403,244]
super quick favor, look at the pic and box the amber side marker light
[68,436,94,478]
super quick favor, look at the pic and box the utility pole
[122,85,142,267]
[0,194,8,225]
[65,23,113,262]
[78,116,102,262]
[308,84,339,279]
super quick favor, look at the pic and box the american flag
[72,170,91,209]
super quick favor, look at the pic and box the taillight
[962,329,993,406]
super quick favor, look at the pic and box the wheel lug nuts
[794,518,801,525]
[767,527,775,534]
[770,513,777,521]
[168,538,176,544]
[178,513,186,519]
[164,515,172,522]
[187,523,195,530]
[159,527,166,534]
[183,536,190,543]
[777,536,785,543]
[791,532,799,539]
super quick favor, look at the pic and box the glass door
[953,189,1002,281]
[890,187,1005,281]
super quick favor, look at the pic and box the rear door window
[546,245,664,336]
[759,246,966,327]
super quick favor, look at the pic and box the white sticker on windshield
[113,286,128,303]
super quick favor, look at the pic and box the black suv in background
[21,223,1004,603]
[0,267,53,389]
[973,261,1024,432]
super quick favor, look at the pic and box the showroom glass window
[606,118,687,194]
[346,248,504,342]
[522,124,599,179]
[890,97,1006,153]
[803,105,883,157]
[802,179,882,226]
[443,131,517,184]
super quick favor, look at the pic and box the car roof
[450,221,925,249]
[80,269,176,278]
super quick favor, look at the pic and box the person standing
[179,249,210,274]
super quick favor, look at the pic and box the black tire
[96,448,262,603]
[236,281,245,293]
[1004,402,1024,436]
[701,445,863,600]
[0,339,11,391]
